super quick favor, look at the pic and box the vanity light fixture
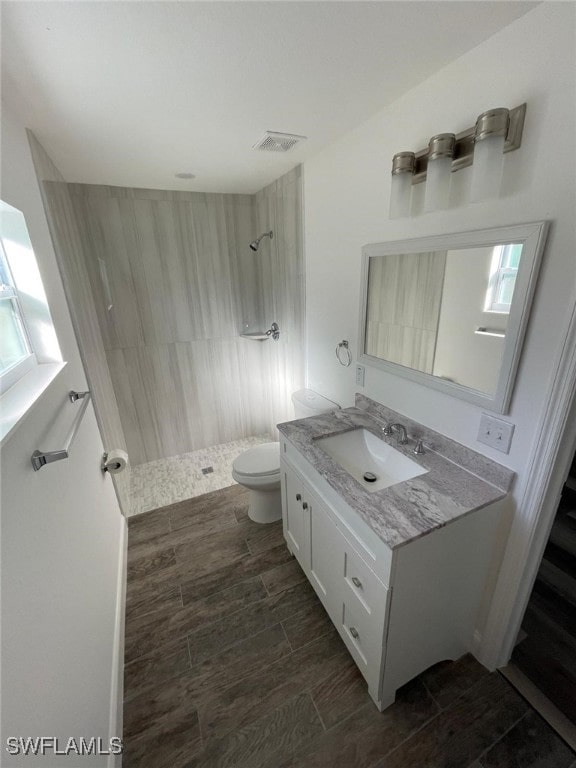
[424,133,455,212]
[470,108,509,202]
[390,152,415,219]
[388,103,526,216]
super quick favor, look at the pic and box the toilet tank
[292,389,340,419]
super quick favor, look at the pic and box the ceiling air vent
[252,131,307,153]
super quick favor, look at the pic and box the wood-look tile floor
[123,485,576,768]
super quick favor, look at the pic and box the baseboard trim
[500,663,576,751]
[108,515,128,768]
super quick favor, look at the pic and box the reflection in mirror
[365,243,522,395]
[359,223,549,413]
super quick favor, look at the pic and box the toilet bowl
[232,390,340,524]
[232,442,282,524]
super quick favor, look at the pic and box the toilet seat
[232,442,280,478]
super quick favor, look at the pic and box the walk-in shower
[249,230,273,251]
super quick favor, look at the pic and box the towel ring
[336,340,352,367]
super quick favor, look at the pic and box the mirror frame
[358,221,550,413]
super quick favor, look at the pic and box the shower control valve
[265,322,280,341]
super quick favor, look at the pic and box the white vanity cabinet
[281,456,389,700]
[280,435,505,711]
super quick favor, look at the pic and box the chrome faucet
[383,423,408,444]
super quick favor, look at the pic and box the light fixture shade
[390,152,415,219]
[424,134,455,212]
[471,109,509,202]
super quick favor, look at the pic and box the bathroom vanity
[277,395,514,710]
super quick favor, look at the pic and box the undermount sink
[315,428,428,493]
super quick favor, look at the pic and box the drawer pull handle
[296,494,302,501]
[349,626,359,639]
[302,502,309,510]
[351,577,363,589]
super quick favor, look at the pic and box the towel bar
[31,390,91,471]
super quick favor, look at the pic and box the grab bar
[31,390,91,471]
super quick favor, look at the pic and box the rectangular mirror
[359,222,549,413]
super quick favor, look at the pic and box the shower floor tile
[129,435,273,517]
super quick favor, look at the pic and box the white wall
[1,100,126,764]
[304,4,575,652]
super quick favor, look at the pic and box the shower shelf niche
[240,322,280,341]
[240,332,270,341]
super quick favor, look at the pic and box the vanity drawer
[339,597,384,684]
[344,544,388,621]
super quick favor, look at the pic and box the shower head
[249,230,273,251]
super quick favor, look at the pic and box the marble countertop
[277,404,513,550]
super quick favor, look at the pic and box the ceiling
[1,1,537,194]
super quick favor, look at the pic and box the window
[0,199,62,399]
[0,230,35,393]
[484,243,522,313]
[0,200,63,442]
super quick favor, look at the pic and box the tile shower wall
[65,185,261,465]
[256,166,305,435]
[54,168,304,466]
[30,133,131,514]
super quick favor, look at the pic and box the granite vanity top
[277,397,515,551]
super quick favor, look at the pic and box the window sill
[0,362,67,446]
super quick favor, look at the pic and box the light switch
[477,413,515,454]
[356,365,365,387]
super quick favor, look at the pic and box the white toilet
[232,389,340,524]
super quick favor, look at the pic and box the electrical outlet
[477,413,515,454]
[356,365,365,387]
